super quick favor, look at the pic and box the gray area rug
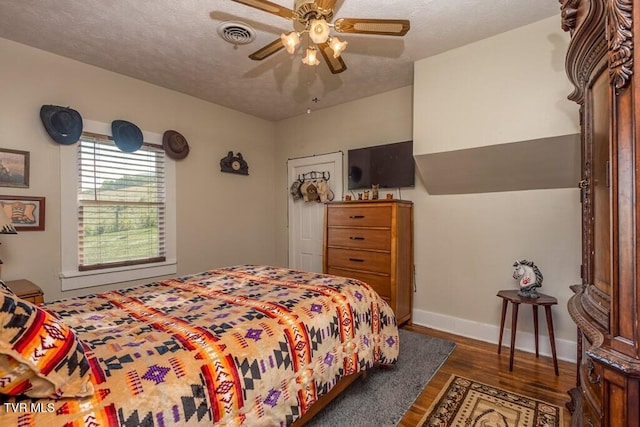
[307,328,456,427]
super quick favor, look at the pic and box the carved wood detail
[589,345,640,375]
[563,0,607,103]
[607,0,633,90]
[567,289,604,348]
[570,39,608,103]
[567,387,583,427]
[560,0,581,32]
[581,284,610,329]
[581,157,592,284]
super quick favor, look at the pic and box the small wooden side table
[5,279,44,305]
[497,289,559,375]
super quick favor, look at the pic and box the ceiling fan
[231,0,410,74]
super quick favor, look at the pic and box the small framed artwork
[0,196,45,231]
[0,148,29,188]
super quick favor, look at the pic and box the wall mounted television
[348,141,415,190]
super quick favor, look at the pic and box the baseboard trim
[412,308,577,364]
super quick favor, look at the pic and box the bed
[0,265,399,426]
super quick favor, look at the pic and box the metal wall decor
[220,151,249,175]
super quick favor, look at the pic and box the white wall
[273,86,414,265]
[411,15,581,355]
[413,17,577,153]
[0,37,278,301]
[276,16,582,361]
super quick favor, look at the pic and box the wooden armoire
[560,1,640,426]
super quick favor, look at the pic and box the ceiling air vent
[217,21,256,46]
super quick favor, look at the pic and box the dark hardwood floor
[398,324,576,426]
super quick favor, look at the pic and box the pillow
[0,292,93,398]
[0,279,15,296]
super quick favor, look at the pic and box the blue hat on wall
[111,120,143,152]
[40,105,83,145]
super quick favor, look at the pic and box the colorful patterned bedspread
[1,265,399,426]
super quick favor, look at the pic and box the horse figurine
[512,259,543,298]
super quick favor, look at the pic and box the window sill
[60,259,177,291]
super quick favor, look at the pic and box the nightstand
[5,279,44,305]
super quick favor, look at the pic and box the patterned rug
[419,375,563,427]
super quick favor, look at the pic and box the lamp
[278,16,348,67]
[280,14,348,65]
[0,206,17,274]
[281,31,300,54]
[302,47,320,66]
[308,19,330,44]
[328,37,348,58]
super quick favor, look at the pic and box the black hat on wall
[111,120,144,152]
[40,105,83,145]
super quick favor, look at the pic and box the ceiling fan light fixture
[328,37,348,58]
[308,18,330,44]
[302,47,320,66]
[234,0,411,75]
[281,31,300,54]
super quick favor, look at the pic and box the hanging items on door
[289,171,334,202]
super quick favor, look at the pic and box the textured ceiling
[0,0,561,121]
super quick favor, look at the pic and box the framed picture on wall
[0,196,45,231]
[0,148,29,188]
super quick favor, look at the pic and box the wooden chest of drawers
[323,200,413,325]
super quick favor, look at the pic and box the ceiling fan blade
[249,38,285,60]
[317,42,347,74]
[334,18,410,36]
[315,0,338,12]
[231,0,295,20]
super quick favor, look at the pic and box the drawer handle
[349,215,365,219]
[349,258,365,263]
[587,359,601,385]
[349,236,365,240]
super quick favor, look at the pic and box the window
[78,133,166,270]
[61,120,176,290]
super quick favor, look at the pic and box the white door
[288,152,343,272]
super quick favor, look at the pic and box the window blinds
[77,135,166,270]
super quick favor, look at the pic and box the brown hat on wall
[162,130,190,160]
